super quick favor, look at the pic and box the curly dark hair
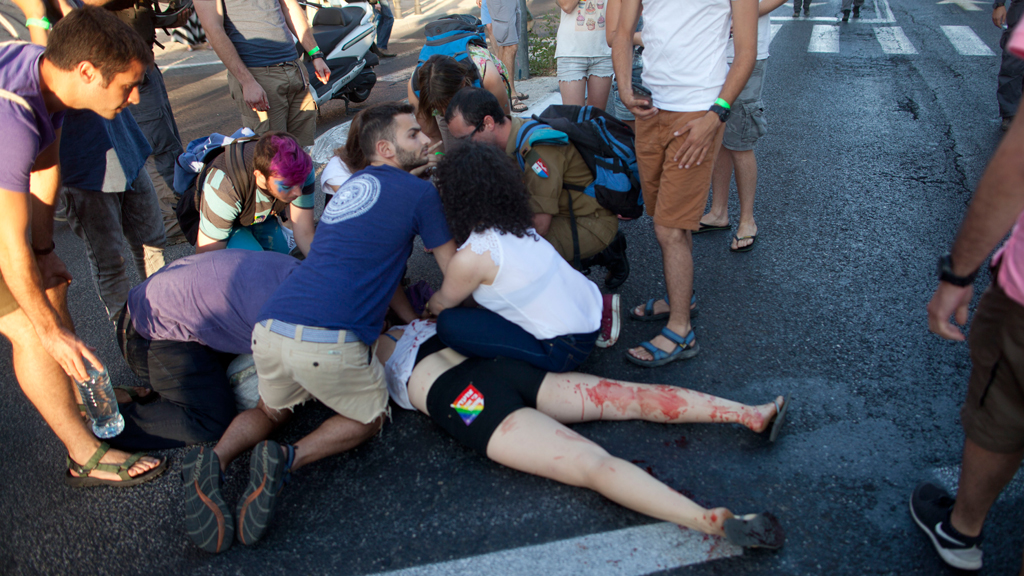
[434,141,537,246]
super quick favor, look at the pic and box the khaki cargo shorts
[961,283,1024,453]
[252,320,389,425]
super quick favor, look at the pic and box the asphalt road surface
[1,0,1021,574]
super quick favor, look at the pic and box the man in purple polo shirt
[912,114,1024,571]
[115,250,300,451]
[0,7,165,487]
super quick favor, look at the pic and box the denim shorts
[722,58,769,152]
[557,55,614,82]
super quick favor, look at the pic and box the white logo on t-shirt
[320,174,381,224]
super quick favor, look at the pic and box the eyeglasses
[455,118,487,141]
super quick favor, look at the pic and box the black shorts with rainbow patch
[426,356,548,455]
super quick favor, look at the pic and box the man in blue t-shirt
[0,7,165,487]
[114,250,299,451]
[181,102,455,554]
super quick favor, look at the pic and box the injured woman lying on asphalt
[375,319,791,550]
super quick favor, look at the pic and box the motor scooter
[298,0,380,113]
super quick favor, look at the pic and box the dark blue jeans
[436,307,597,373]
[375,0,394,49]
[113,314,238,451]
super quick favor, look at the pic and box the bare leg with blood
[484,373,787,547]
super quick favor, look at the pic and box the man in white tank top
[610,0,758,367]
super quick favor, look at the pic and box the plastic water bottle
[73,361,125,438]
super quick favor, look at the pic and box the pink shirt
[995,210,1024,306]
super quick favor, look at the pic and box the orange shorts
[635,110,725,230]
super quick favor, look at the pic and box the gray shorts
[608,82,634,122]
[723,58,768,152]
[489,0,520,46]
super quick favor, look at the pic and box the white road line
[378,65,418,83]
[162,60,224,71]
[369,522,742,576]
[519,91,562,118]
[937,0,984,11]
[808,25,840,53]
[770,24,783,44]
[941,25,995,56]
[874,26,917,54]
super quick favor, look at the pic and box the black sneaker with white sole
[909,482,983,571]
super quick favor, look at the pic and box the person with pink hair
[195,131,317,256]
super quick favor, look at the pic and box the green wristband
[714,98,731,110]
[308,46,321,56]
[25,17,51,30]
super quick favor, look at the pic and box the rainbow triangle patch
[451,383,484,426]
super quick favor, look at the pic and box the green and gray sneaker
[182,446,233,554]
[236,440,290,546]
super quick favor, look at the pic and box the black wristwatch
[310,50,325,61]
[32,241,55,256]
[709,103,730,123]
[938,253,978,287]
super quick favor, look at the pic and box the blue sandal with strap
[627,326,700,367]
[629,293,699,322]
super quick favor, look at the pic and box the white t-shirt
[462,228,602,340]
[640,0,733,112]
[320,155,352,194]
[726,13,771,62]
[383,319,438,411]
[555,0,613,58]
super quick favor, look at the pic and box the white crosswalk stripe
[874,26,917,54]
[941,25,996,56]
[770,24,783,44]
[808,24,840,53]
[369,522,742,576]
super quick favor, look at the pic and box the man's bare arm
[279,0,330,83]
[611,0,652,118]
[0,186,100,380]
[927,114,1024,340]
[194,0,269,111]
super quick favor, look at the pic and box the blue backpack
[411,15,487,98]
[514,105,644,220]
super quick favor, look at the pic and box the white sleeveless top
[460,228,602,340]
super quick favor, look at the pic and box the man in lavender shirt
[116,250,299,450]
[911,113,1024,571]
[0,6,165,486]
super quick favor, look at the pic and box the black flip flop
[723,512,786,549]
[767,394,790,443]
[730,234,757,253]
[693,223,730,234]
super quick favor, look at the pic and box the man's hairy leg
[949,437,1024,537]
[289,413,384,471]
[731,149,758,250]
[213,399,291,471]
[701,147,732,228]
[498,44,519,98]
[0,308,160,481]
[628,224,693,360]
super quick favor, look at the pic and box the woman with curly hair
[372,318,788,550]
[425,142,601,372]
[407,52,515,149]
